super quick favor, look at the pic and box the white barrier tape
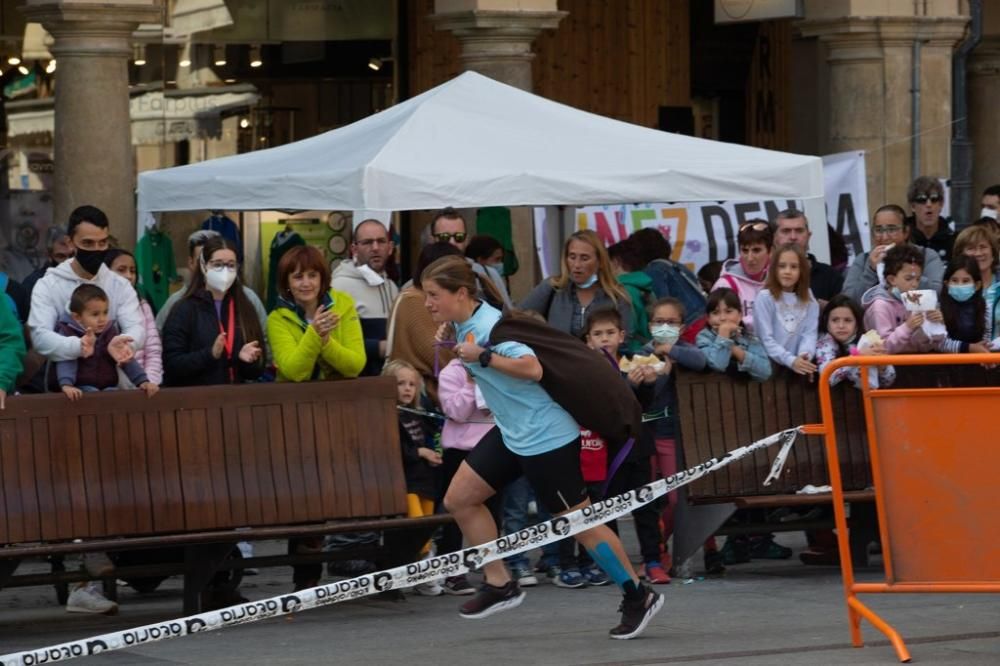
[0,427,801,665]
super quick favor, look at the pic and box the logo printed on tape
[462,547,483,570]
[373,572,394,592]
[550,516,571,536]
[280,594,303,613]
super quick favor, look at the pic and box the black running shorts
[464,427,588,514]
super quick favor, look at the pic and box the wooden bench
[0,377,451,612]
[672,367,876,568]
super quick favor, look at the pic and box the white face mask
[650,323,681,345]
[980,207,998,221]
[203,264,237,293]
[356,262,385,287]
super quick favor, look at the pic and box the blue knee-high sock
[587,542,642,599]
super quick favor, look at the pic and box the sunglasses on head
[739,222,770,233]
[434,232,467,243]
[912,194,942,205]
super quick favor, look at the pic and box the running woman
[421,255,663,639]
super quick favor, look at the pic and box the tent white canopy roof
[137,71,823,217]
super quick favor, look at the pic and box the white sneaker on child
[66,583,118,615]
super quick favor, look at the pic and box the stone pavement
[0,528,997,665]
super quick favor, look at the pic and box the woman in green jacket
[0,301,26,408]
[267,244,366,590]
[267,245,366,382]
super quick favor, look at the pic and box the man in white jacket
[28,205,145,365]
[332,219,399,376]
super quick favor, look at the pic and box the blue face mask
[489,262,505,277]
[948,284,977,302]
[650,323,681,345]
[577,273,598,289]
[890,286,903,300]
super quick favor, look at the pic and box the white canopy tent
[137,71,827,256]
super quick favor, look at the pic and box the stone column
[969,35,1000,200]
[21,1,162,248]
[800,16,967,211]
[431,1,566,300]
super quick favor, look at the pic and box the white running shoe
[66,584,118,615]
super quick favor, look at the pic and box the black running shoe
[459,580,525,619]
[609,584,664,640]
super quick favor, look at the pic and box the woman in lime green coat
[267,246,366,382]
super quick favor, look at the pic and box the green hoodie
[0,300,25,393]
[617,270,654,352]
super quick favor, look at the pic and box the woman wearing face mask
[520,230,632,339]
[162,237,266,387]
[465,235,505,276]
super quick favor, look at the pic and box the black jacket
[906,215,956,262]
[808,255,844,302]
[398,413,437,498]
[162,290,265,387]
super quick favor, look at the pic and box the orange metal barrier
[812,353,1000,663]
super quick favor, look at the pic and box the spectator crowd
[1,175,998,613]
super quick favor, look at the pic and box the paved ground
[0,527,997,665]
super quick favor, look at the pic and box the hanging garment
[136,228,178,312]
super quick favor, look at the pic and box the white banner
[538,152,869,273]
[821,150,870,259]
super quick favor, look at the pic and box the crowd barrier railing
[810,353,1000,663]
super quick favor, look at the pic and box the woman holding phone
[268,245,366,383]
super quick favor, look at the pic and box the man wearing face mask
[980,185,1000,221]
[28,205,145,368]
[332,219,400,376]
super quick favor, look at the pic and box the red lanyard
[217,298,236,382]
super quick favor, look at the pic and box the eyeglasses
[434,232,467,243]
[739,222,770,233]
[355,238,389,247]
[911,194,942,205]
[206,260,238,270]
[872,225,903,235]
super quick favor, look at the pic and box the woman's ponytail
[476,272,505,311]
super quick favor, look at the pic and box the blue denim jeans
[502,476,561,571]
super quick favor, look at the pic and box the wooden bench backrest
[0,377,408,544]
[675,368,873,500]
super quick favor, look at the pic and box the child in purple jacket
[55,284,157,400]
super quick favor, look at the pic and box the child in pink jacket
[861,244,944,354]
[435,358,495,595]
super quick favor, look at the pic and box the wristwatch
[478,348,493,368]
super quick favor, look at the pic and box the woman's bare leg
[444,461,511,587]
